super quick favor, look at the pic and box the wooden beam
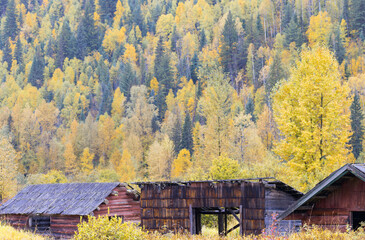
[227,208,240,223]
[226,223,240,234]
[103,199,109,205]
[112,191,118,196]
[218,212,224,235]
[239,205,243,236]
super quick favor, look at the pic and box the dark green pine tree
[342,0,350,26]
[285,18,300,46]
[14,37,23,71]
[3,0,18,41]
[220,11,238,81]
[28,47,45,88]
[190,53,199,84]
[2,37,12,71]
[98,0,117,24]
[119,61,138,98]
[154,36,173,119]
[181,113,193,154]
[98,59,112,115]
[76,0,98,59]
[350,93,364,159]
[0,0,8,16]
[56,19,74,68]
[265,51,286,97]
[245,97,255,122]
[199,29,206,51]
[171,26,178,52]
[171,114,182,154]
[350,0,365,37]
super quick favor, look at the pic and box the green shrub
[74,215,147,240]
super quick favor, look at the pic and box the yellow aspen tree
[119,149,136,182]
[0,135,18,201]
[123,43,137,64]
[64,142,77,175]
[209,155,240,180]
[111,88,126,125]
[171,149,191,180]
[307,11,333,47]
[113,0,125,28]
[273,47,353,192]
[80,148,94,175]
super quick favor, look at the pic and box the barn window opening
[190,207,242,236]
[29,216,50,232]
[108,215,124,222]
[352,212,365,230]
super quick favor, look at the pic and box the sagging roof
[278,163,365,221]
[0,182,122,216]
[133,178,302,199]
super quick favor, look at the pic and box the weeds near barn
[0,222,46,240]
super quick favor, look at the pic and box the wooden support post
[239,205,243,236]
[218,210,224,236]
[225,209,228,235]
[189,205,195,235]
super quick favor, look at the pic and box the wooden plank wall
[93,186,141,223]
[50,215,81,239]
[140,182,265,235]
[265,188,301,233]
[287,177,365,231]
[1,214,28,229]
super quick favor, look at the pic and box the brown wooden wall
[287,177,365,231]
[140,181,265,235]
[93,185,141,223]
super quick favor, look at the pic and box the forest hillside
[0,0,364,200]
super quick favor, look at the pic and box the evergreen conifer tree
[28,47,45,88]
[119,62,138,98]
[351,0,365,36]
[181,113,193,154]
[220,11,238,81]
[2,38,12,71]
[56,19,74,68]
[350,93,364,159]
[4,0,18,41]
[172,115,182,154]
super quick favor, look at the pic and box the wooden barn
[278,164,365,231]
[135,178,302,236]
[0,182,140,238]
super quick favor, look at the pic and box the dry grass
[0,222,46,240]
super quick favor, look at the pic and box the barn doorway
[352,212,365,230]
[189,206,243,236]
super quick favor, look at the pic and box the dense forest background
[0,0,364,200]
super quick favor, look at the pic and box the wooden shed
[135,178,302,236]
[278,164,365,231]
[0,182,140,238]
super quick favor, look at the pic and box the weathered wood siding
[140,182,265,235]
[1,214,28,229]
[265,188,301,232]
[50,215,81,239]
[93,186,141,223]
[287,177,365,231]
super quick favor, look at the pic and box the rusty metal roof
[0,182,121,216]
[278,163,365,221]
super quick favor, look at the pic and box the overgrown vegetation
[0,222,46,240]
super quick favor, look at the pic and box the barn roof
[278,163,365,220]
[0,182,121,216]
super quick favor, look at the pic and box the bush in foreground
[74,215,147,240]
[0,222,45,240]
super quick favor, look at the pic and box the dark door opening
[28,215,51,232]
[189,206,242,236]
[352,212,365,230]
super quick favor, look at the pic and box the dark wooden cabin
[135,178,302,236]
[0,182,140,238]
[279,164,365,231]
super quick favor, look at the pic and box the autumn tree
[80,147,94,174]
[171,149,191,180]
[209,155,240,180]
[0,134,18,201]
[350,93,364,159]
[273,47,353,192]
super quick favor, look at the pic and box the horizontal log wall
[140,182,265,234]
[93,186,141,224]
[1,214,28,229]
[287,177,365,231]
[50,215,82,239]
